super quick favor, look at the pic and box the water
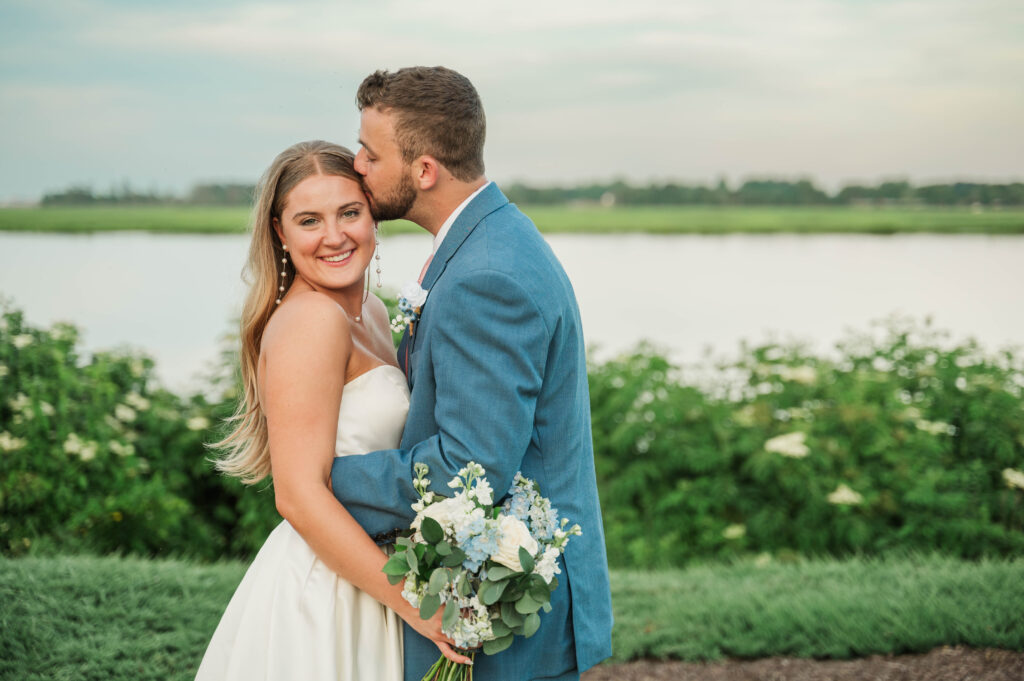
[1,231,1022,393]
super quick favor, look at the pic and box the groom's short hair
[356,66,485,182]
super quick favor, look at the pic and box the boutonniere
[391,281,429,335]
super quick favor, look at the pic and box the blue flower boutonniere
[392,281,429,335]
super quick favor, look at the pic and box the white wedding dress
[195,365,409,681]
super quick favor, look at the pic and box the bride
[194,140,469,680]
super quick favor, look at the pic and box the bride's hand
[398,608,474,665]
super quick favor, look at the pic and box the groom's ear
[412,155,441,191]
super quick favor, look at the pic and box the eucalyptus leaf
[490,619,511,638]
[501,601,524,627]
[386,573,404,586]
[427,568,448,596]
[405,548,419,574]
[436,541,452,556]
[442,598,459,632]
[523,612,541,638]
[457,575,472,597]
[483,633,514,655]
[529,583,549,603]
[480,579,509,606]
[381,554,409,576]
[485,565,515,581]
[441,547,466,568]
[419,593,441,620]
[515,594,543,615]
[421,517,444,544]
[519,547,535,573]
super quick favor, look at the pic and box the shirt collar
[432,181,491,254]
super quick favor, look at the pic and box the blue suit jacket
[331,183,613,681]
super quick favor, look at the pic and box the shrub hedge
[1,301,1022,565]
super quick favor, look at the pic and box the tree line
[41,179,1024,207]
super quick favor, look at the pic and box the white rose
[400,281,429,308]
[492,515,539,572]
[411,496,463,539]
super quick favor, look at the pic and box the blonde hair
[213,140,360,483]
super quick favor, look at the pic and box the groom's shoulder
[470,201,556,274]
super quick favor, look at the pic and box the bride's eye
[300,217,318,226]
[342,209,360,219]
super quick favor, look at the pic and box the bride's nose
[322,219,347,247]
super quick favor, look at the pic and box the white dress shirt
[431,181,491,254]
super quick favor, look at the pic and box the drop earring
[276,245,289,305]
[374,225,383,288]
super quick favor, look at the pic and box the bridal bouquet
[382,462,580,681]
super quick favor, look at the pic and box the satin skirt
[195,520,403,681]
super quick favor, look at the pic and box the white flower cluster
[447,593,494,649]
[827,483,863,506]
[12,334,33,349]
[6,393,55,422]
[114,404,136,423]
[723,524,746,540]
[124,392,150,411]
[0,363,9,378]
[915,419,956,436]
[764,431,809,458]
[775,365,818,385]
[0,431,27,453]
[64,433,99,461]
[109,440,135,457]
[186,416,210,431]
[1003,468,1024,491]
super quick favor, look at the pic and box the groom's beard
[366,171,417,222]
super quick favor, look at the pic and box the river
[1,231,1022,393]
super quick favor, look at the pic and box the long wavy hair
[213,140,360,483]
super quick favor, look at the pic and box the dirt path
[582,647,1024,681]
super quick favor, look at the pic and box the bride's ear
[272,216,285,246]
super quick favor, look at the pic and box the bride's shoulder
[263,291,351,350]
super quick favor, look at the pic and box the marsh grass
[1,553,1021,680]
[2,205,1023,234]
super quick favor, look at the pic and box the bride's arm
[261,293,469,664]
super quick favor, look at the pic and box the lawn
[1,553,1021,680]
[2,205,1023,234]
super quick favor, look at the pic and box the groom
[331,66,613,681]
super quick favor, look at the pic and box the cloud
[1,0,1022,198]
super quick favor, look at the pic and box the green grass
[1,554,1021,680]
[2,205,1023,234]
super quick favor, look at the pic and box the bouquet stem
[421,651,476,681]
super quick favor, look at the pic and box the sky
[1,0,1022,202]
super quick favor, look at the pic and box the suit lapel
[404,184,509,386]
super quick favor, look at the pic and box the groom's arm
[330,268,549,538]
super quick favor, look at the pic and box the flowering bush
[590,316,1024,566]
[3,297,1022,567]
[0,301,279,559]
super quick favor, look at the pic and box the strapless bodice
[335,365,410,457]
